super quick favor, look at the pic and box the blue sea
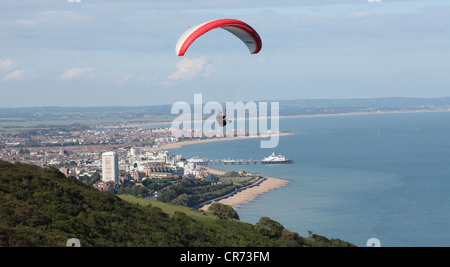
[168,112,450,247]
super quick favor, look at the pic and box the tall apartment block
[102,151,119,183]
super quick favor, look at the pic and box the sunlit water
[168,112,450,247]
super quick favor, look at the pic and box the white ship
[261,152,293,164]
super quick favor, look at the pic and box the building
[102,151,119,183]
[93,180,116,192]
[187,156,209,165]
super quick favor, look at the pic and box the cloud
[167,57,214,81]
[2,68,37,81]
[0,59,36,82]
[118,74,133,84]
[57,67,136,84]
[0,59,16,72]
[58,67,95,80]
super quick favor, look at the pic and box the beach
[150,132,293,210]
[199,166,290,211]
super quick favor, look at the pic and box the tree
[78,172,100,185]
[90,172,101,183]
[171,193,191,206]
[254,217,284,238]
[207,203,239,220]
[133,186,149,198]
[107,186,115,194]
[281,229,306,247]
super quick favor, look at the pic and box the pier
[187,153,293,166]
[209,159,261,165]
[187,156,260,165]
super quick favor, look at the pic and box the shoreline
[135,109,450,128]
[149,132,294,209]
[199,166,290,211]
[146,109,450,152]
[152,132,294,151]
[148,109,449,210]
[199,176,290,211]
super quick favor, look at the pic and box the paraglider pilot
[216,112,228,127]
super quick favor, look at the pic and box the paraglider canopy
[175,19,262,56]
[174,19,261,128]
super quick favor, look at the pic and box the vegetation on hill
[156,178,239,207]
[208,203,240,220]
[0,160,355,247]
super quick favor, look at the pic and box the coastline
[199,175,290,211]
[146,110,450,211]
[152,132,294,151]
[134,109,450,128]
[150,135,294,210]
[199,166,290,211]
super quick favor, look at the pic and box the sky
[0,0,449,107]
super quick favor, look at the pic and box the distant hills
[277,97,450,116]
[1,96,449,119]
[1,97,449,134]
[280,97,450,108]
[0,160,355,247]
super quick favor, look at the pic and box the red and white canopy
[175,19,262,56]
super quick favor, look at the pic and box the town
[0,123,264,198]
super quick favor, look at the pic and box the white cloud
[119,74,133,84]
[0,59,16,72]
[167,57,214,81]
[2,68,37,81]
[58,67,95,80]
[57,68,136,84]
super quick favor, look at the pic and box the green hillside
[0,160,355,247]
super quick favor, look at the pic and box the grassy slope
[119,195,217,222]
[0,160,355,247]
